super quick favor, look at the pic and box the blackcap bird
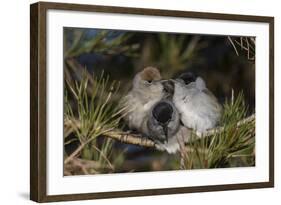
[172,72,222,133]
[122,67,165,136]
[147,100,181,153]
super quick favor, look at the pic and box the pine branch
[64,70,255,169]
[64,114,255,150]
[64,118,155,148]
[195,114,255,138]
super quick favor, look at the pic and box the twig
[228,36,255,61]
[228,36,239,56]
[195,114,255,138]
[64,114,255,158]
[64,118,155,148]
[104,131,155,147]
[91,143,115,169]
[64,141,87,164]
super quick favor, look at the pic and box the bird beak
[165,135,169,143]
[163,126,169,143]
[162,80,174,95]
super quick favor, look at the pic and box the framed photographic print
[30,1,274,202]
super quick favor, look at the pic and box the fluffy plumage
[147,100,180,153]
[147,97,196,153]
[172,73,222,132]
[153,125,192,154]
[122,67,165,136]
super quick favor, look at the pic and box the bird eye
[146,80,152,84]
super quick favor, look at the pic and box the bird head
[172,72,207,99]
[148,100,180,144]
[132,67,164,101]
[178,72,197,85]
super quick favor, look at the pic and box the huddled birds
[122,67,222,154]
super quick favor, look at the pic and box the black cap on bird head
[178,72,197,85]
[152,101,173,124]
[152,101,173,143]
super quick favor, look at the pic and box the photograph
[30,2,274,202]
[63,27,256,175]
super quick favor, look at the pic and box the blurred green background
[63,28,255,175]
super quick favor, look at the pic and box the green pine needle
[184,91,255,169]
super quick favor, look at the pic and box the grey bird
[172,72,222,133]
[147,81,190,154]
[122,66,165,136]
[147,100,182,153]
